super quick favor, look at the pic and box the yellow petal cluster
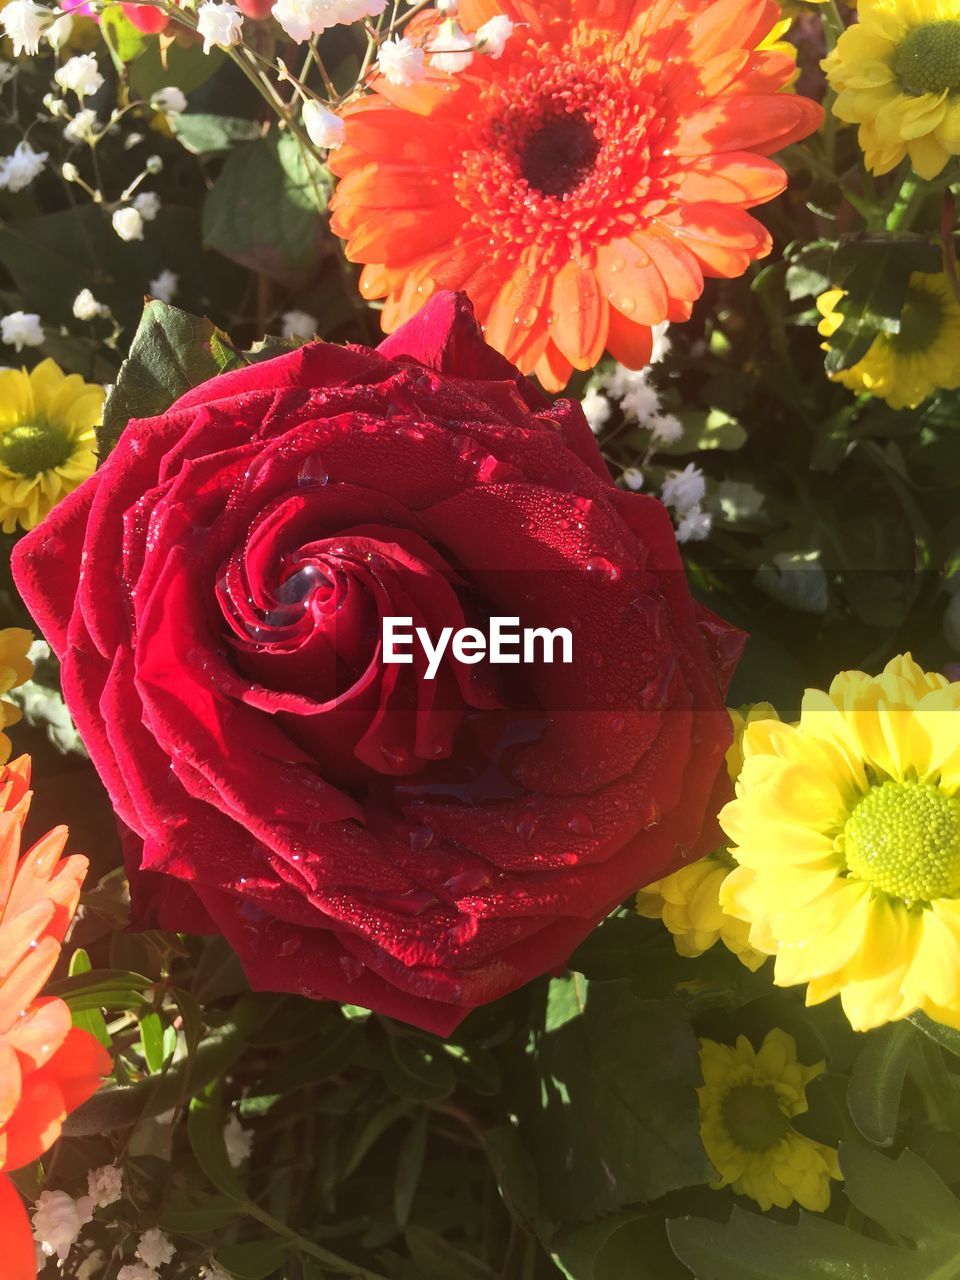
[0,360,102,534]
[816,272,960,409]
[637,705,778,970]
[0,628,33,764]
[824,0,960,179]
[720,654,960,1032]
[698,1029,842,1211]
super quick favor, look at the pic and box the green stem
[244,1201,392,1279]
[886,175,926,231]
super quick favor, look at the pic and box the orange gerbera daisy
[0,757,111,1280]
[329,0,823,390]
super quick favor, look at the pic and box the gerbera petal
[596,239,669,325]
[0,1174,35,1280]
[549,261,609,368]
[604,306,653,368]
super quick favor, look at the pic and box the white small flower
[202,1266,233,1280]
[1,310,44,350]
[675,505,712,543]
[72,288,106,321]
[136,1228,175,1270]
[117,1266,160,1280]
[112,206,144,241]
[302,100,345,150]
[149,269,178,303]
[223,1113,254,1167]
[376,36,425,86]
[124,132,144,150]
[649,321,672,364]
[427,17,474,72]
[715,479,764,522]
[281,309,318,341]
[600,363,647,400]
[0,61,15,86]
[580,387,610,434]
[0,140,49,192]
[271,0,320,42]
[622,466,644,491]
[45,11,72,46]
[86,1163,123,1208]
[62,160,80,182]
[661,463,706,514]
[648,412,683,446]
[133,191,160,221]
[32,1190,94,1264]
[55,53,104,99]
[0,0,53,56]
[475,14,512,57]
[151,86,187,114]
[197,1,243,54]
[620,382,660,424]
[63,108,99,143]
[77,1249,108,1280]
[145,154,163,174]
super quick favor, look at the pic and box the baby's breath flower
[281,309,318,341]
[63,108,100,143]
[427,17,474,72]
[1,311,44,350]
[648,412,683,445]
[0,140,49,192]
[112,206,145,242]
[660,463,705,514]
[145,154,163,174]
[675,505,712,543]
[223,1114,254,1167]
[32,1190,94,1264]
[87,1164,123,1208]
[152,86,187,114]
[133,191,161,220]
[1,0,53,56]
[72,288,106,321]
[580,386,610,434]
[45,10,72,46]
[117,1265,160,1280]
[376,36,425,86]
[136,1228,175,1270]
[54,53,104,99]
[197,1,244,54]
[302,100,345,150]
[621,466,644,491]
[475,14,512,57]
[149,269,179,303]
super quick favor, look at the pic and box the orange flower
[0,757,111,1280]
[329,0,822,390]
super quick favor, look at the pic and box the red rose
[13,293,742,1035]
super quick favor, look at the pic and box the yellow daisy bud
[697,1029,842,1212]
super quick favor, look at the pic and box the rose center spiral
[843,779,960,902]
[893,21,960,95]
[519,112,600,197]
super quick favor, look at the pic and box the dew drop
[298,455,329,488]
[568,812,594,836]
[340,954,365,982]
[585,555,621,583]
[409,825,435,852]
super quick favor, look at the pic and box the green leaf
[668,1145,960,1280]
[555,1212,690,1280]
[159,1192,246,1233]
[202,132,334,284]
[99,4,148,67]
[910,1011,960,1059]
[139,1010,167,1074]
[404,1226,497,1280]
[215,1238,288,1279]
[394,1111,428,1227]
[129,36,225,99]
[67,949,110,1047]
[46,968,152,1012]
[99,301,229,455]
[170,113,264,156]
[381,1034,455,1101]
[484,1125,540,1227]
[656,408,748,456]
[188,1081,247,1200]
[847,1022,914,1146]
[524,981,711,1224]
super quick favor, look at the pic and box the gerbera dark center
[891,286,943,353]
[893,21,960,95]
[722,1084,789,1153]
[519,112,600,197]
[0,421,72,476]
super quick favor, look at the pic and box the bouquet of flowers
[3,0,960,1276]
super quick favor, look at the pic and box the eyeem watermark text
[383,617,573,681]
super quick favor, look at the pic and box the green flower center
[843,779,960,903]
[890,286,943,355]
[0,422,72,477]
[721,1084,789,1152]
[893,20,960,95]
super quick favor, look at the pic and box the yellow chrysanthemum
[816,272,960,409]
[0,627,32,763]
[636,705,777,970]
[823,0,960,179]
[720,654,960,1032]
[759,17,801,84]
[698,1029,842,1212]
[0,360,102,534]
